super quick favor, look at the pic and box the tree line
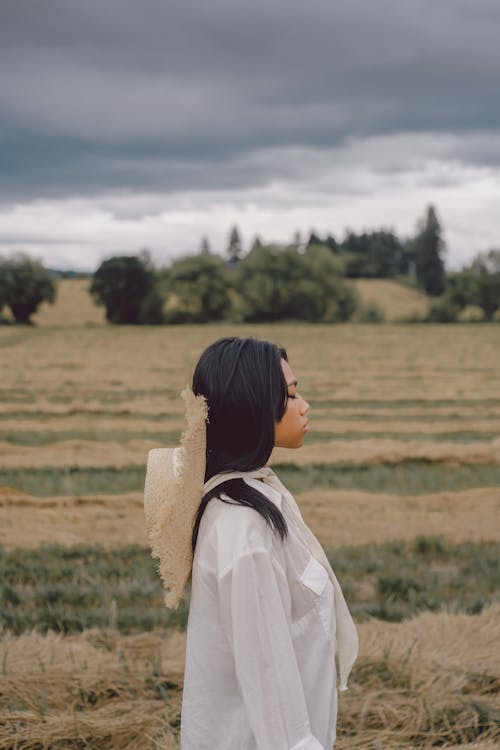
[0,205,498,324]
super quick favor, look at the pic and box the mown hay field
[1,296,500,749]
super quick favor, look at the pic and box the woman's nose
[300,398,310,414]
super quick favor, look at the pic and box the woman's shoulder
[207,491,274,547]
[194,492,276,577]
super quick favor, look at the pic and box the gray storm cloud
[0,1,499,272]
[1,0,499,200]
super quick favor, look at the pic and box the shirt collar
[203,466,283,509]
[243,475,283,509]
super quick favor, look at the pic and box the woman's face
[274,359,311,449]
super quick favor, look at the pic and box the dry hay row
[0,399,185,417]
[301,418,500,434]
[2,385,500,412]
[272,439,500,466]
[1,606,498,750]
[1,486,499,550]
[2,398,500,419]
[2,416,500,437]
[17,382,500,403]
[1,437,499,469]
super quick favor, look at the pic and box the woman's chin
[274,437,304,450]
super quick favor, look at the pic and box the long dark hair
[191,336,289,553]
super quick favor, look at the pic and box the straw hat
[143,386,208,609]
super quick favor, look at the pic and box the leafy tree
[0,261,8,316]
[227,226,243,266]
[411,205,446,295]
[89,254,164,324]
[164,254,231,323]
[235,243,358,322]
[470,249,500,321]
[0,253,57,324]
[445,268,478,310]
[426,297,460,323]
[444,250,500,321]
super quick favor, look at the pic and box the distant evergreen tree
[249,235,264,254]
[200,236,211,255]
[307,230,323,248]
[227,226,243,266]
[325,234,338,253]
[411,205,446,295]
[339,229,409,278]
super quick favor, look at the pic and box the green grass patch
[0,409,178,422]
[1,537,498,635]
[2,429,498,446]
[306,431,499,443]
[0,466,146,496]
[2,409,499,425]
[0,544,188,635]
[313,412,500,422]
[274,462,500,495]
[310,398,500,409]
[0,429,182,446]
[0,392,35,403]
[3,391,499,408]
[329,536,500,623]
[44,387,177,404]
[2,461,500,497]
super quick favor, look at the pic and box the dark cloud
[1,0,499,200]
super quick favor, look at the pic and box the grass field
[1,288,499,749]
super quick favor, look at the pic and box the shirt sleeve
[218,547,325,750]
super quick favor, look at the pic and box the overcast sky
[1,0,499,271]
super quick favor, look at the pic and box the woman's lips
[303,420,309,432]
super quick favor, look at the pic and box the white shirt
[180,470,338,750]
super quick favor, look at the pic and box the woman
[144,336,358,750]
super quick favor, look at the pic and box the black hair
[191,336,289,553]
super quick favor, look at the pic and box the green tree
[250,235,264,253]
[446,268,479,310]
[164,254,231,323]
[200,236,211,255]
[444,250,500,321]
[426,297,460,323]
[0,253,57,324]
[227,226,243,266]
[235,243,358,322]
[89,254,164,324]
[411,205,446,295]
[325,234,338,253]
[307,231,323,248]
[470,249,500,321]
[0,260,8,317]
[340,230,408,278]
